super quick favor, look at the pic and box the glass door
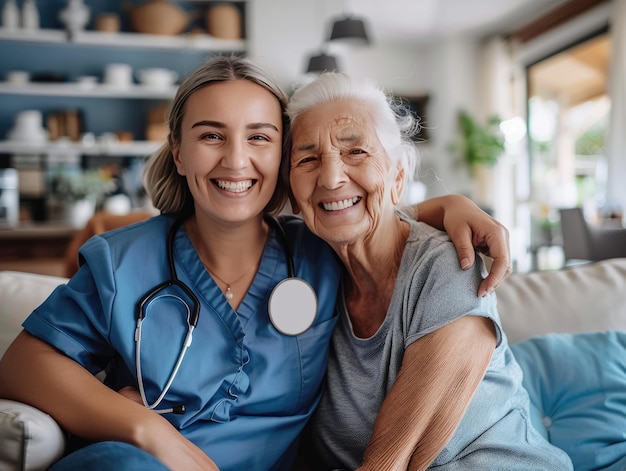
[526,31,610,269]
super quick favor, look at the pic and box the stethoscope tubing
[135,293,195,413]
[134,214,312,415]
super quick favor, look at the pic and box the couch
[1,258,626,470]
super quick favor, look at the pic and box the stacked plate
[7,110,48,143]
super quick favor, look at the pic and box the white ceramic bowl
[5,70,30,85]
[76,75,98,89]
[137,68,178,89]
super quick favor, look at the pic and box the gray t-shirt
[311,219,572,470]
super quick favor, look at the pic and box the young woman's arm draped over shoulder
[410,195,511,297]
[356,316,496,471]
[0,331,219,471]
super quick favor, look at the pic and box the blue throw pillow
[511,331,626,471]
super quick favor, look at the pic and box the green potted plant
[454,110,505,173]
[50,169,115,227]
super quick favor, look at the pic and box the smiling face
[172,80,283,225]
[289,98,404,246]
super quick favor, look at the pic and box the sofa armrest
[0,399,66,471]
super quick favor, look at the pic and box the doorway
[526,30,610,269]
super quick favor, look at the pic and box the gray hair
[285,72,419,198]
[143,55,290,217]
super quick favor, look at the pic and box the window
[526,31,610,268]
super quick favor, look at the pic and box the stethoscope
[134,216,318,414]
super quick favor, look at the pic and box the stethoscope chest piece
[269,277,317,335]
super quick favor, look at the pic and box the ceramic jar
[95,12,120,33]
[130,0,188,35]
[136,68,178,89]
[104,63,133,89]
[206,3,242,39]
[7,110,48,143]
[1,0,19,29]
[21,0,39,30]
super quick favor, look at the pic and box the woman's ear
[170,136,185,175]
[390,163,405,206]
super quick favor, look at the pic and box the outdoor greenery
[454,110,505,171]
[575,116,606,155]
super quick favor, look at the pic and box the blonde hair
[143,56,290,217]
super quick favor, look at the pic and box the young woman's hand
[116,386,220,471]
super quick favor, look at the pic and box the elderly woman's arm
[410,195,511,297]
[357,315,496,471]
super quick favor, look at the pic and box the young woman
[0,56,511,471]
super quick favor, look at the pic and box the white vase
[21,0,39,30]
[66,199,95,228]
[59,0,90,34]
[2,0,19,29]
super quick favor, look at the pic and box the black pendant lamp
[329,16,370,44]
[306,52,339,74]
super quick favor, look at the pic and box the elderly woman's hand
[413,194,512,297]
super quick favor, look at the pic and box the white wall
[247,0,482,201]
[418,36,480,199]
[247,0,431,93]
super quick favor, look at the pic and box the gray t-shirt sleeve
[394,221,503,349]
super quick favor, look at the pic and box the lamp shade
[306,53,339,73]
[329,16,370,44]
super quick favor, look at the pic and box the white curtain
[477,36,517,232]
[606,0,626,219]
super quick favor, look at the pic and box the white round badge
[268,278,317,336]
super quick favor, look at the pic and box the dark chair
[559,207,626,264]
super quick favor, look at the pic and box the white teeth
[216,180,253,193]
[322,197,360,211]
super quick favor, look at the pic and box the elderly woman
[287,73,573,471]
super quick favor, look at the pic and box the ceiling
[529,32,610,105]
[346,0,610,106]
[346,0,573,43]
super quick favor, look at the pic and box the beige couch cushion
[0,271,68,359]
[496,258,626,344]
[0,271,68,471]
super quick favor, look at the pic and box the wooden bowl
[130,0,189,36]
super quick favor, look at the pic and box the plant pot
[65,199,95,229]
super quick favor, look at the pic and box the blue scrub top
[23,214,341,471]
